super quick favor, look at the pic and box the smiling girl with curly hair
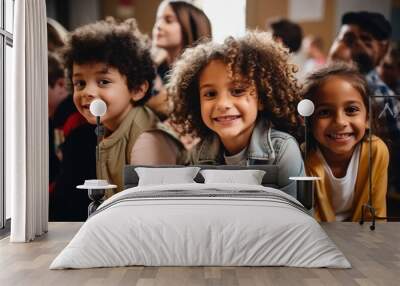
[168,31,305,198]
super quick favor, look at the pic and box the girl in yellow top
[303,63,389,222]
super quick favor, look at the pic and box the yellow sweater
[305,136,389,222]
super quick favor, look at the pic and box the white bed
[50,183,351,269]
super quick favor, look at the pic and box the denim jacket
[191,120,305,198]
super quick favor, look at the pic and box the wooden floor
[0,222,399,286]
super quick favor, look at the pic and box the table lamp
[77,99,116,216]
[289,99,320,211]
[89,99,107,165]
[297,99,314,162]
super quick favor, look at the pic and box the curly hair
[168,30,303,139]
[302,62,379,150]
[63,17,155,105]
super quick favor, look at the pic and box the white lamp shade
[89,99,107,117]
[297,99,314,117]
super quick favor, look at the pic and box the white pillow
[200,169,266,185]
[135,167,201,186]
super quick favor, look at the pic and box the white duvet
[50,183,351,269]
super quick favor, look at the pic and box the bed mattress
[50,183,351,269]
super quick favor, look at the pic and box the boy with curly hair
[168,31,304,198]
[63,18,184,197]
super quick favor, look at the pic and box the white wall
[202,0,246,43]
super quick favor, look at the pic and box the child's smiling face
[199,60,261,155]
[72,62,146,131]
[312,76,368,161]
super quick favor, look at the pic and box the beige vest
[96,106,168,197]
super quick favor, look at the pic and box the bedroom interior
[1,0,400,285]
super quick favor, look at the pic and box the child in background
[48,52,68,185]
[168,31,304,198]
[48,52,93,221]
[303,35,326,75]
[152,0,212,74]
[63,18,185,197]
[303,63,389,221]
[148,0,212,118]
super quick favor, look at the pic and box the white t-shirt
[317,145,361,221]
[224,147,248,166]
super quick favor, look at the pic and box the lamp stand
[359,90,376,230]
[89,116,106,216]
[95,116,104,168]
[87,188,106,216]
